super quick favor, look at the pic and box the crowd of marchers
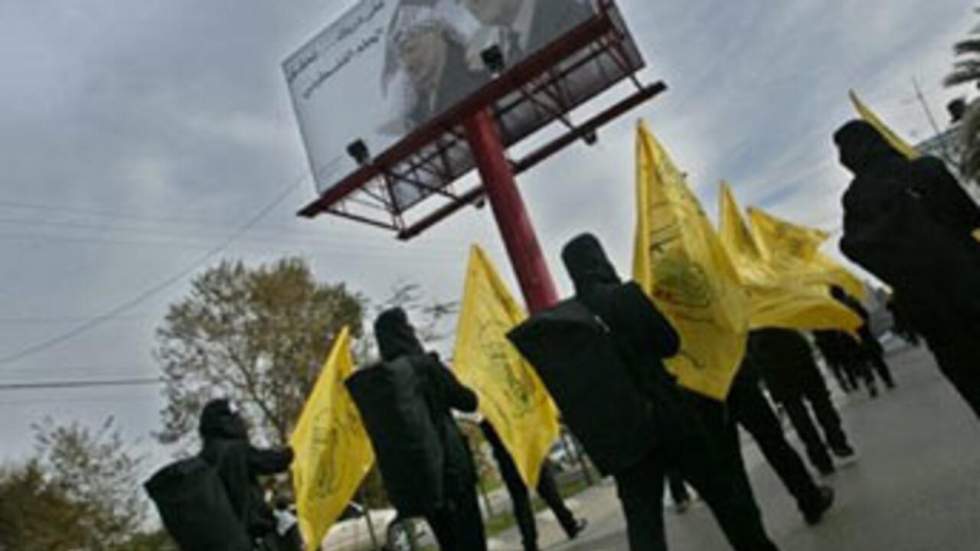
[144,117,979,551]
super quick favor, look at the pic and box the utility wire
[0,177,305,366]
[0,377,163,391]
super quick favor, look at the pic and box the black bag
[346,357,445,516]
[144,456,252,551]
[507,299,656,475]
[841,183,980,328]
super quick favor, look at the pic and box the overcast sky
[0,1,973,464]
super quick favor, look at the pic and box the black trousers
[826,360,857,392]
[665,469,690,505]
[859,327,895,387]
[499,457,578,551]
[929,336,980,419]
[425,482,487,551]
[613,395,779,551]
[780,372,851,472]
[728,379,824,516]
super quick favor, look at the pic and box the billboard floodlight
[480,45,506,75]
[346,140,371,167]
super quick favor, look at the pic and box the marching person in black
[813,329,865,395]
[727,354,835,524]
[830,285,896,390]
[835,120,980,418]
[749,329,856,476]
[198,399,295,550]
[372,308,487,551]
[513,233,780,551]
[479,420,587,551]
[886,293,922,347]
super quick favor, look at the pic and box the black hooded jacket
[561,234,683,414]
[745,329,822,403]
[373,308,479,492]
[834,120,980,341]
[835,120,980,241]
[198,400,294,538]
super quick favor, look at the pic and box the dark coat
[508,234,683,475]
[830,288,883,356]
[910,156,980,243]
[561,234,680,401]
[835,120,980,342]
[374,308,479,494]
[746,329,821,403]
[812,330,862,368]
[558,234,684,470]
[198,400,294,538]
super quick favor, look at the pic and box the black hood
[374,307,425,361]
[561,233,621,296]
[199,399,248,440]
[833,119,903,174]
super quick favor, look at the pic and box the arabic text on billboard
[285,0,600,204]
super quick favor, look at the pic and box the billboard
[285,0,642,212]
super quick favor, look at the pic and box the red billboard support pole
[463,108,559,313]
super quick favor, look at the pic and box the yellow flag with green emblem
[849,90,921,160]
[290,327,375,551]
[452,245,560,487]
[632,121,750,401]
[719,182,862,332]
[748,207,867,301]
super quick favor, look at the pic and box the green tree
[155,257,366,447]
[32,416,148,548]
[0,461,88,551]
[0,417,169,551]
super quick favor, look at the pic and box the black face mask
[562,233,621,297]
[374,307,426,361]
[833,120,899,174]
[199,399,249,440]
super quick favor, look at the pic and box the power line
[0,377,163,391]
[0,217,467,254]
[0,176,305,367]
[0,199,471,248]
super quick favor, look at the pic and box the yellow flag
[849,90,921,160]
[719,182,862,332]
[290,327,375,551]
[632,121,750,400]
[748,207,867,301]
[452,245,561,487]
[747,206,828,263]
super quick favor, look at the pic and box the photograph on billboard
[285,0,641,212]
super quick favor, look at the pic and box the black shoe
[568,518,588,539]
[832,445,858,466]
[816,463,836,477]
[868,385,879,398]
[803,486,835,525]
[673,499,691,514]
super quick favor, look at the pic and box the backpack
[144,456,252,551]
[507,299,656,476]
[345,357,445,516]
[841,178,980,333]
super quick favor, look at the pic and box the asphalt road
[488,345,980,551]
